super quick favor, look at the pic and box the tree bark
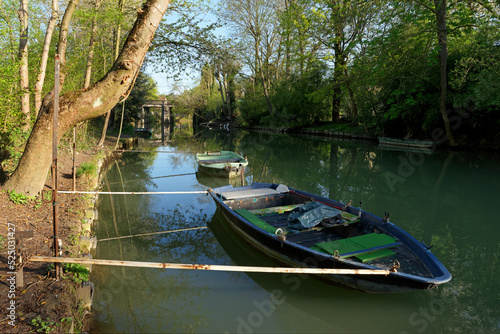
[34,0,58,115]
[5,0,172,195]
[18,0,30,130]
[215,73,227,116]
[38,0,80,113]
[98,0,124,146]
[84,0,102,88]
[345,66,358,118]
[434,0,457,146]
[332,40,345,122]
[256,49,273,115]
[97,111,111,146]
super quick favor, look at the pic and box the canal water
[91,126,499,333]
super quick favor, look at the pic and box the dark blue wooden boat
[209,183,451,293]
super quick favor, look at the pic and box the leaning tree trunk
[5,0,171,195]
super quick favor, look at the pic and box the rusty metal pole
[52,54,61,279]
[72,126,76,191]
[240,166,245,186]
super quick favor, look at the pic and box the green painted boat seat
[234,208,277,234]
[312,233,399,263]
[356,249,396,263]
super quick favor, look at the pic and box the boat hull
[197,163,246,178]
[196,151,248,178]
[378,137,435,149]
[210,183,451,293]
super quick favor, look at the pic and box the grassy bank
[0,120,139,333]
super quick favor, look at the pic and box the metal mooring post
[52,54,61,279]
[240,166,245,186]
[72,126,76,191]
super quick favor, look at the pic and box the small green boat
[196,151,248,178]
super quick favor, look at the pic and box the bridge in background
[139,99,173,127]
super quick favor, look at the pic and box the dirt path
[0,139,119,333]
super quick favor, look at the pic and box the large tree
[220,0,278,115]
[4,0,171,195]
[306,0,378,122]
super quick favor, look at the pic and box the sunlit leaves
[148,9,222,80]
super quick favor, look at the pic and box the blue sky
[147,1,226,96]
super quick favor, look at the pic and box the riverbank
[0,136,134,333]
[237,121,500,152]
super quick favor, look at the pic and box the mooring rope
[30,257,391,275]
[99,226,208,242]
[99,149,197,154]
[57,190,208,195]
[107,172,196,185]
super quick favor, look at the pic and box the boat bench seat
[200,158,244,165]
[234,209,277,234]
[220,184,289,200]
[312,233,400,263]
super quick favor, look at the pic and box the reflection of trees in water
[94,127,499,333]
[94,199,221,332]
[208,208,419,333]
[189,129,499,333]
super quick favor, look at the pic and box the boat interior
[220,189,434,278]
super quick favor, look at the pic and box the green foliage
[109,124,135,137]
[0,51,24,136]
[60,119,102,152]
[449,29,500,109]
[0,0,497,154]
[269,65,331,127]
[0,0,145,176]
[205,87,224,119]
[76,162,97,178]
[0,127,30,175]
[121,71,159,124]
[149,5,222,80]
[8,190,33,205]
[63,263,90,283]
[31,316,57,333]
[238,87,269,126]
[347,2,442,137]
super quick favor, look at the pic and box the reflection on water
[92,126,499,333]
[195,171,245,188]
[208,209,418,333]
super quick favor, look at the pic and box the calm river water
[91,126,499,333]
